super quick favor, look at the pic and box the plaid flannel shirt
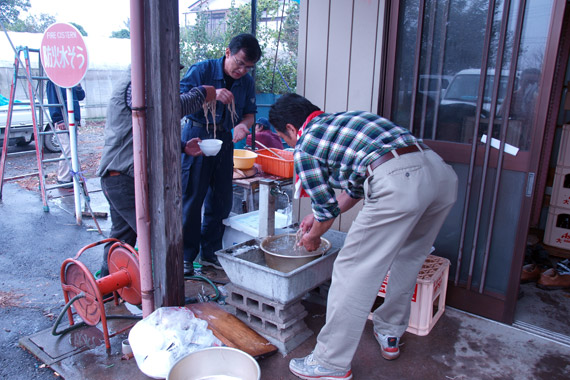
[295,111,420,222]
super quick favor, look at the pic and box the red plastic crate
[255,149,294,178]
[371,255,450,336]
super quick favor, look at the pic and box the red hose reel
[60,238,141,350]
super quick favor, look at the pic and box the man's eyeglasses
[232,56,255,72]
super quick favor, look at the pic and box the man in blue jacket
[46,80,85,188]
[180,33,261,274]
[96,66,216,278]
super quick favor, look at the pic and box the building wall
[293,0,387,232]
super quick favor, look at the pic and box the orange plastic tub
[255,149,294,178]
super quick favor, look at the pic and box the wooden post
[145,0,185,307]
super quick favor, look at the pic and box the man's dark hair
[228,33,262,63]
[269,93,321,134]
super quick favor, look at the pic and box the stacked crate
[544,124,570,249]
[370,255,450,336]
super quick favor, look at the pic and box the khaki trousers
[313,149,458,370]
[56,122,72,182]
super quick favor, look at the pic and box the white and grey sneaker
[289,352,352,380]
[374,331,401,360]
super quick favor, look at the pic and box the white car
[418,74,453,98]
[440,68,514,114]
[0,103,61,152]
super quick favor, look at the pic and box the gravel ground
[3,120,105,192]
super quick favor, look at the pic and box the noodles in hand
[202,100,217,139]
[201,98,239,140]
[228,99,238,129]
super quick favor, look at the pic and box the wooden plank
[186,302,278,359]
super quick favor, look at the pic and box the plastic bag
[128,306,223,379]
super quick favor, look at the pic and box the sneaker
[289,352,352,380]
[374,331,401,360]
[57,180,73,189]
[199,256,223,270]
[183,260,194,276]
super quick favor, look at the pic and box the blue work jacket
[46,81,86,124]
[180,56,256,132]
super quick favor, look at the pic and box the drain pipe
[130,0,154,317]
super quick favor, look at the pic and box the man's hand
[300,213,315,234]
[215,88,234,105]
[203,85,216,102]
[232,124,250,143]
[299,232,322,252]
[298,214,320,252]
[184,138,203,156]
[297,215,336,251]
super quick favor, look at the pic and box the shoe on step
[520,263,546,283]
[57,180,73,189]
[289,352,352,380]
[374,331,401,360]
[536,268,570,290]
[183,260,194,276]
[199,256,223,270]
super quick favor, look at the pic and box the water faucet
[270,182,287,198]
[259,179,292,237]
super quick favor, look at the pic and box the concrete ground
[1,180,570,380]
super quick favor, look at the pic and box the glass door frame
[379,0,568,323]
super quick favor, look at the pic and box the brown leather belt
[367,143,430,176]
[108,170,122,177]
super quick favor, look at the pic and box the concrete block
[225,283,307,324]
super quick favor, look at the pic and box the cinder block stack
[224,283,313,354]
[544,124,570,249]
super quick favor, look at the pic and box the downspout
[251,0,256,149]
[130,0,154,317]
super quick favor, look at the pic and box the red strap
[294,111,324,198]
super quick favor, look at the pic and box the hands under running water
[297,214,321,252]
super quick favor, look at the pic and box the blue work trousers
[181,123,234,263]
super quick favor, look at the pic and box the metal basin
[167,347,260,380]
[260,233,331,273]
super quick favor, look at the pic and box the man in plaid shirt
[269,93,458,380]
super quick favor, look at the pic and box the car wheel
[43,125,62,153]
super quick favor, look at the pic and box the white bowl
[167,347,260,380]
[198,139,223,156]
